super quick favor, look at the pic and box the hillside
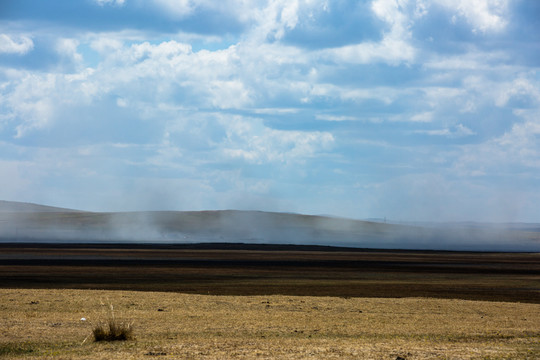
[0,201,539,251]
[0,200,80,213]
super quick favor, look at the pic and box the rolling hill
[0,201,539,251]
[0,200,80,213]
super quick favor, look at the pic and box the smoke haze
[1,201,539,252]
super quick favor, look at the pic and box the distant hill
[0,200,80,213]
[0,201,539,251]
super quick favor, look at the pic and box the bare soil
[0,243,539,303]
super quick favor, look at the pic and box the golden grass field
[1,288,539,359]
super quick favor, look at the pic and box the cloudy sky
[0,0,539,222]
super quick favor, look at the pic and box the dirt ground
[1,243,539,303]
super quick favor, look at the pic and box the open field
[1,288,539,359]
[1,243,539,303]
[1,244,539,358]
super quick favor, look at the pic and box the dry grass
[91,320,134,342]
[0,288,539,359]
[90,304,134,342]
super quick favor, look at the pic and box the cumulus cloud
[435,0,509,33]
[249,0,302,41]
[327,36,415,65]
[0,34,34,55]
[56,38,83,64]
[490,110,540,168]
[453,108,540,180]
[219,115,334,164]
[3,73,57,137]
[90,37,124,54]
[1,37,283,138]
[496,77,540,108]
[0,65,101,138]
[325,0,416,65]
[0,0,539,222]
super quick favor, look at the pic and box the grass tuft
[91,303,135,342]
[92,319,134,341]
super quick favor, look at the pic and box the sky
[0,0,539,222]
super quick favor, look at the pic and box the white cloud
[249,0,314,41]
[327,36,415,65]
[410,111,434,123]
[424,50,509,71]
[124,108,335,172]
[89,39,310,110]
[307,83,400,105]
[90,37,124,54]
[493,110,540,168]
[421,51,532,117]
[0,0,538,223]
[116,98,128,107]
[434,0,509,33]
[0,34,34,55]
[417,128,450,136]
[454,109,540,179]
[315,114,358,122]
[496,77,540,108]
[371,0,410,37]
[139,0,324,40]
[94,0,126,6]
[1,66,101,138]
[56,38,83,63]
[4,73,57,137]
[150,0,261,20]
[209,80,252,109]
[336,0,510,68]
[415,124,475,137]
[454,123,475,137]
[0,36,305,138]
[151,0,195,18]
[219,115,334,164]
[325,0,415,65]
[253,108,299,115]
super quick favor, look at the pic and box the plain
[1,288,540,359]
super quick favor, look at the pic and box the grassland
[1,288,539,359]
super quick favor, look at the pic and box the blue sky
[0,0,539,222]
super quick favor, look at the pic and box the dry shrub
[92,304,134,342]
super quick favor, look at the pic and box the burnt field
[1,242,539,303]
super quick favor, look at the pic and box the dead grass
[0,288,539,359]
[91,305,134,342]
